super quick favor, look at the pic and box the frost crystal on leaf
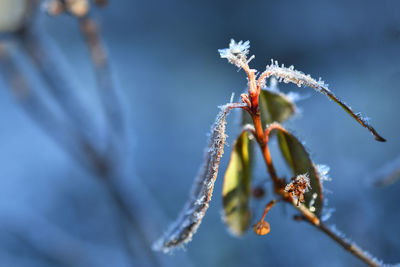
[218,39,250,67]
[321,208,336,222]
[317,164,332,183]
[308,193,318,212]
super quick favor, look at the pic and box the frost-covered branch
[309,220,388,266]
[216,39,390,266]
[289,198,391,267]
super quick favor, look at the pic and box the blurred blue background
[0,0,399,266]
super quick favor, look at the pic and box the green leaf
[222,131,253,236]
[242,89,296,126]
[277,131,323,217]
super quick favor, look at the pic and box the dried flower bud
[66,0,89,17]
[253,220,270,236]
[284,174,311,206]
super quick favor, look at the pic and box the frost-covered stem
[290,197,385,266]
[261,122,382,265]
[257,121,384,266]
[317,223,381,267]
[244,58,280,184]
[297,207,383,267]
[237,59,258,108]
[243,99,280,186]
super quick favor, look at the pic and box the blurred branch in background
[0,0,192,266]
[371,155,400,187]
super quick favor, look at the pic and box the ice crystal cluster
[218,39,251,67]
[284,174,311,206]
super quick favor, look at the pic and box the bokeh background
[0,0,399,266]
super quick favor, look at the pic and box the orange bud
[253,221,270,236]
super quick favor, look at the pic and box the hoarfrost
[153,104,234,253]
[218,39,250,68]
[317,164,332,183]
[327,224,386,266]
[258,60,385,142]
[321,208,336,222]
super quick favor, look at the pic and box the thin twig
[19,27,98,143]
[78,15,125,140]
[0,41,92,168]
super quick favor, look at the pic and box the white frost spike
[230,92,235,103]
[218,39,250,67]
[317,164,332,183]
[153,104,234,253]
[257,60,386,142]
[321,208,336,222]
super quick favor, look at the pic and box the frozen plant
[154,39,397,267]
